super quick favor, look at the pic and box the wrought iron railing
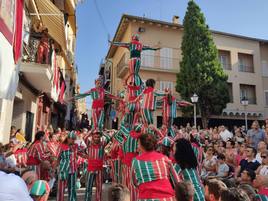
[117,52,180,75]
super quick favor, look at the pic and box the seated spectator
[201,146,217,179]
[253,175,268,197]
[235,146,260,178]
[234,127,245,143]
[220,188,250,201]
[239,168,256,185]
[21,170,38,191]
[107,184,130,201]
[219,126,233,142]
[0,170,33,201]
[216,154,229,178]
[235,142,246,166]
[256,150,268,176]
[238,184,257,201]
[225,139,237,168]
[256,141,267,164]
[175,181,194,201]
[204,178,227,201]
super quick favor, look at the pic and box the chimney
[172,15,180,24]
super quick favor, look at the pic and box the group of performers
[22,34,196,201]
[65,34,194,201]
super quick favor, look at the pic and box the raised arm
[109,40,130,49]
[104,90,121,101]
[72,90,92,101]
[142,45,161,51]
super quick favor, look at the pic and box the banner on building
[0,0,16,44]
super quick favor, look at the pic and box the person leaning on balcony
[37,28,50,64]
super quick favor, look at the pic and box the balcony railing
[22,32,53,66]
[221,63,232,70]
[117,52,179,77]
[238,64,254,73]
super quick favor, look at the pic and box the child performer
[57,131,81,201]
[73,77,119,131]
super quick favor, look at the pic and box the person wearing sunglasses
[256,150,268,176]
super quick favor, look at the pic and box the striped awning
[33,0,66,50]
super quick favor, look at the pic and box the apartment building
[0,0,78,143]
[106,14,268,128]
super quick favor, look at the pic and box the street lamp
[241,96,249,131]
[191,93,199,128]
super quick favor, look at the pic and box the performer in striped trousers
[174,138,205,201]
[84,130,113,201]
[113,124,143,201]
[109,34,160,87]
[73,78,119,131]
[57,132,79,201]
[131,133,180,201]
[27,131,50,179]
[138,79,166,125]
[109,139,122,184]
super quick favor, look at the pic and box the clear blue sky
[75,0,268,105]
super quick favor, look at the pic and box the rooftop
[106,14,268,58]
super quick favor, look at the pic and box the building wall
[12,83,37,140]
[109,19,268,123]
[0,32,17,143]
[212,34,264,117]
[260,44,268,117]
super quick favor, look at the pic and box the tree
[176,0,229,128]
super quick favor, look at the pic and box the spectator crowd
[1,120,268,201]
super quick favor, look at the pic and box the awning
[32,0,66,50]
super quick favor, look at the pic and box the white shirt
[0,171,33,201]
[219,129,233,141]
[256,152,262,164]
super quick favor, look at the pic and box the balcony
[117,52,180,78]
[21,34,53,93]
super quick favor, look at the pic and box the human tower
[72,34,192,201]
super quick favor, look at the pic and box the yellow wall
[109,19,268,120]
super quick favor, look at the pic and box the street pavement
[48,183,112,201]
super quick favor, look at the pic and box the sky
[75,0,268,106]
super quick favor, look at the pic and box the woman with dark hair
[174,138,205,201]
[131,133,179,201]
[27,131,50,179]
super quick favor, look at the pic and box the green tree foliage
[176,0,230,128]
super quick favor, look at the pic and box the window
[218,50,231,70]
[160,81,174,91]
[141,50,155,68]
[160,48,173,69]
[238,53,254,73]
[227,83,233,103]
[240,84,256,104]
[262,60,268,77]
[264,91,268,106]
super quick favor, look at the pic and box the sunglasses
[261,155,267,159]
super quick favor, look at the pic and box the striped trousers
[57,173,77,201]
[110,159,121,184]
[92,108,104,130]
[85,170,103,201]
[122,163,137,201]
[141,109,154,125]
[129,57,141,86]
